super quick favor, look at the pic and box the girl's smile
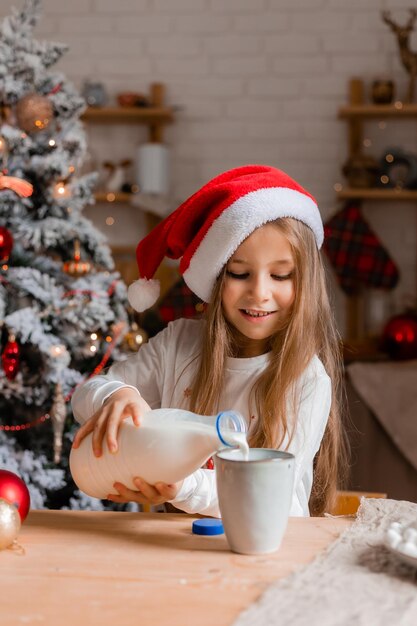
[222,223,295,357]
[240,308,277,320]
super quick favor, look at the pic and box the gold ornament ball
[16,93,54,133]
[0,498,21,550]
[123,323,148,351]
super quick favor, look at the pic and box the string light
[105,216,115,226]
[49,139,56,147]
[333,183,343,192]
[106,193,116,202]
[50,344,66,358]
[0,414,50,432]
[53,181,71,199]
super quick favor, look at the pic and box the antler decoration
[382,9,417,102]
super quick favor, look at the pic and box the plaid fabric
[158,278,206,324]
[323,204,399,295]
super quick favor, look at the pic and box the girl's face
[221,223,295,357]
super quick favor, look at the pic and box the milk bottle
[69,408,248,499]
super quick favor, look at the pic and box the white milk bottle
[69,408,248,500]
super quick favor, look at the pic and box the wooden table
[2,511,352,626]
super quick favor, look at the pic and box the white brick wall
[1,0,416,333]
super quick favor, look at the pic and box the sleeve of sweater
[71,324,172,424]
[169,469,220,518]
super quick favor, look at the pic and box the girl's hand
[107,477,183,506]
[72,387,151,457]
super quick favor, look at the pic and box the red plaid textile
[158,278,206,324]
[323,204,399,295]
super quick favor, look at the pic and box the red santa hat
[128,164,324,312]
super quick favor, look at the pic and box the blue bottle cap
[192,518,224,536]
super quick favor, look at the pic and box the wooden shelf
[336,187,417,201]
[337,79,417,346]
[81,106,173,124]
[338,103,417,119]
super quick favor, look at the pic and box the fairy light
[68,165,75,173]
[378,121,387,130]
[394,100,403,110]
[380,175,390,185]
[106,193,116,202]
[385,154,394,163]
[50,344,66,358]
[49,139,56,147]
[0,413,50,432]
[90,345,97,353]
[90,332,98,341]
[105,216,115,226]
[333,183,343,192]
[54,181,71,199]
[363,138,372,148]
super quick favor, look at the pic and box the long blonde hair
[188,217,348,516]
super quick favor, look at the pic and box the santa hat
[128,164,323,312]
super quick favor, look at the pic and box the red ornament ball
[381,313,417,361]
[0,226,13,263]
[0,470,30,522]
[1,335,20,380]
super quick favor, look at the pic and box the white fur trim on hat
[127,278,160,312]
[183,186,323,302]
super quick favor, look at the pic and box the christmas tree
[0,0,130,510]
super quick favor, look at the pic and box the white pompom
[127,278,160,312]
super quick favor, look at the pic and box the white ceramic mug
[215,448,295,555]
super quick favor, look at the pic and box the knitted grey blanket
[233,499,417,626]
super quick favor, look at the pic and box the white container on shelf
[136,143,170,195]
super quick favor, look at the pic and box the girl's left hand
[107,477,182,506]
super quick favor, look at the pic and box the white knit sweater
[71,318,331,517]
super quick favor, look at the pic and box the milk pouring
[69,408,248,499]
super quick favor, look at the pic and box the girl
[72,165,346,517]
